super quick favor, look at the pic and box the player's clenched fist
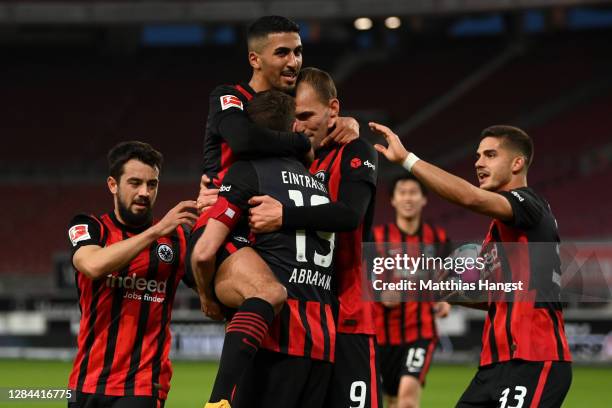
[248,195,283,233]
[153,200,199,237]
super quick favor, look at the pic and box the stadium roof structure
[1,0,612,24]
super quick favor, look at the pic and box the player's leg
[530,361,571,408]
[455,364,500,408]
[378,344,404,408]
[493,360,571,408]
[207,246,287,405]
[214,246,286,313]
[396,376,421,408]
[396,339,437,408]
[232,350,316,408]
[298,359,333,408]
[324,334,382,408]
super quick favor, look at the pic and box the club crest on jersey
[69,224,91,246]
[157,243,174,263]
[314,170,327,184]
[350,157,362,169]
[220,95,243,111]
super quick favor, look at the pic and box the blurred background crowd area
[0,0,611,363]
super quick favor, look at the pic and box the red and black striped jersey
[479,187,571,366]
[67,212,189,400]
[310,139,378,335]
[202,83,254,186]
[202,82,310,187]
[372,222,449,345]
[215,158,337,362]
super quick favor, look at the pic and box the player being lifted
[370,123,571,408]
[192,15,358,406]
[193,90,337,408]
[249,67,382,407]
[372,173,451,408]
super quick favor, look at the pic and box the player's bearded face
[257,32,302,93]
[391,180,427,219]
[475,137,513,191]
[110,159,159,227]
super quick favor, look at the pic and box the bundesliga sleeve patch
[69,224,91,247]
[220,95,243,111]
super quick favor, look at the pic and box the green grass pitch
[0,359,610,407]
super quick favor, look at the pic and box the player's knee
[260,282,287,313]
[398,400,418,408]
[398,395,419,408]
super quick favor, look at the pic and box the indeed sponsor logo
[106,273,167,294]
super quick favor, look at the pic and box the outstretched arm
[369,122,513,222]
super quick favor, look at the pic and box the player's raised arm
[369,122,514,222]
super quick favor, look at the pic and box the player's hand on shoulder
[369,122,409,165]
[321,116,359,147]
[154,200,199,237]
[248,195,283,233]
[197,175,219,214]
[434,301,451,318]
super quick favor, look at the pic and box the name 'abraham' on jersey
[217,157,337,362]
[479,187,571,366]
[372,222,449,345]
[67,212,188,400]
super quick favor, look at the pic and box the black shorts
[378,338,437,395]
[324,333,382,408]
[68,391,165,408]
[456,360,572,408]
[232,349,332,408]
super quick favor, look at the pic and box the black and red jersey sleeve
[219,161,259,211]
[68,214,103,255]
[208,85,249,132]
[498,188,545,229]
[207,85,310,160]
[339,139,378,187]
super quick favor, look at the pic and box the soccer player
[248,67,382,408]
[199,15,356,194]
[193,15,358,406]
[67,141,199,407]
[372,173,451,408]
[370,122,572,408]
[192,89,336,408]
